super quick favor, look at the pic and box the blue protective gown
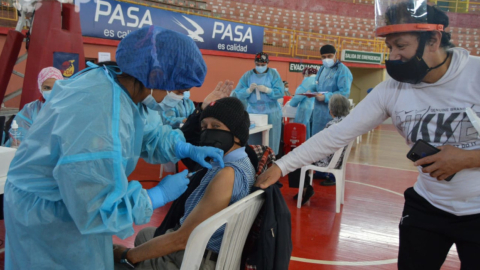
[312,61,352,135]
[234,68,284,154]
[230,90,248,109]
[4,67,185,270]
[5,99,43,146]
[161,98,195,128]
[290,76,316,139]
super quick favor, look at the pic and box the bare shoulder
[209,166,235,188]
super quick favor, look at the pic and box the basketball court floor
[110,124,462,269]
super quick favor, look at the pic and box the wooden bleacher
[207,0,480,56]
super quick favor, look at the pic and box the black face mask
[385,34,449,84]
[199,129,235,154]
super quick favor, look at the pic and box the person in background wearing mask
[4,26,225,270]
[257,3,480,268]
[6,67,63,146]
[234,52,285,154]
[283,81,291,96]
[289,67,317,139]
[113,97,255,270]
[161,90,195,128]
[312,45,353,135]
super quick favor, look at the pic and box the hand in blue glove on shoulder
[147,170,190,209]
[175,141,224,169]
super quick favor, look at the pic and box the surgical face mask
[160,91,183,109]
[168,91,184,100]
[285,88,289,92]
[183,91,191,100]
[142,89,162,111]
[42,90,52,100]
[199,129,234,154]
[255,65,268,73]
[323,58,335,68]
[385,36,449,84]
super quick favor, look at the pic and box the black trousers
[398,187,480,270]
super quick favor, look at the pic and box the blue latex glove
[175,141,224,169]
[147,170,190,209]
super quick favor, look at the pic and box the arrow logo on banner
[173,15,205,42]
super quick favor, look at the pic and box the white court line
[291,257,397,266]
[290,180,403,266]
[345,180,405,196]
[347,161,418,172]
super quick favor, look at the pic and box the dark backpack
[241,146,292,270]
[241,183,292,270]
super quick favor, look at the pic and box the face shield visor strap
[413,32,449,73]
[375,24,444,37]
[415,32,428,61]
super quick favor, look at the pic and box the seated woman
[314,94,351,186]
[114,97,255,269]
[291,94,351,204]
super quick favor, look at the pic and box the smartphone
[407,139,454,181]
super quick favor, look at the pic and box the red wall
[193,54,304,102]
[0,34,28,108]
[84,42,305,102]
[2,37,307,106]
[85,43,304,102]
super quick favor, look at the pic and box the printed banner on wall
[53,52,80,78]
[79,0,264,54]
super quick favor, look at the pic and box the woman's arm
[126,167,235,263]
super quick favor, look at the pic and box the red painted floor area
[0,125,463,269]
[112,163,461,269]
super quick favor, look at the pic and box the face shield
[375,0,443,37]
[375,0,449,84]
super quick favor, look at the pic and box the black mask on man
[199,129,235,154]
[385,33,449,84]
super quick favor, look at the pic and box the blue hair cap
[116,26,207,90]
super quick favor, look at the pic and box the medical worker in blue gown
[5,67,64,146]
[4,26,225,270]
[230,90,248,109]
[234,52,284,154]
[161,91,195,128]
[289,67,318,139]
[312,45,353,135]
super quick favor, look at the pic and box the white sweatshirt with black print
[276,47,480,216]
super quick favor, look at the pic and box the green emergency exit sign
[341,50,383,65]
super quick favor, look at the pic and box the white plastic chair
[180,190,265,270]
[297,140,355,212]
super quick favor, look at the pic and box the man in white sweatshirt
[257,3,480,269]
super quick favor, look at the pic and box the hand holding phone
[407,139,455,181]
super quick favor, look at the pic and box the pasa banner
[79,0,264,54]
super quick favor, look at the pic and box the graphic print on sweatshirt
[394,105,480,149]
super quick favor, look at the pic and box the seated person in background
[161,91,196,128]
[314,94,351,186]
[114,97,256,270]
[291,94,351,204]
